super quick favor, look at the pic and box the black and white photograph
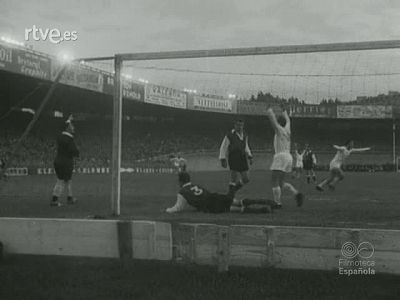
[0,0,400,299]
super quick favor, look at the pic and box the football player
[50,116,79,206]
[170,153,187,172]
[166,172,273,214]
[292,143,305,179]
[0,153,7,181]
[267,107,304,209]
[219,119,253,195]
[303,144,317,184]
[316,140,371,191]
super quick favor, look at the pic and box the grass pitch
[1,170,399,229]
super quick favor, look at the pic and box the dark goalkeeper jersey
[55,132,79,163]
[179,183,211,211]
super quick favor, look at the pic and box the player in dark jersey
[166,172,273,214]
[50,116,79,207]
[219,119,253,195]
[303,144,317,184]
[0,154,7,181]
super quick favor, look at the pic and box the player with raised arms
[219,119,253,195]
[316,140,371,191]
[267,107,304,209]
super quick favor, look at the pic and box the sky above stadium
[1,0,400,102]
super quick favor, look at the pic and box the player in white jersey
[267,108,304,208]
[316,140,371,191]
[292,143,305,179]
[170,154,187,173]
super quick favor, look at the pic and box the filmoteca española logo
[341,241,374,259]
[339,241,375,276]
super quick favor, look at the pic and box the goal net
[81,42,400,214]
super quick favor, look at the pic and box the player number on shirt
[190,186,203,196]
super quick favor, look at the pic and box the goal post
[397,156,400,172]
[77,40,400,215]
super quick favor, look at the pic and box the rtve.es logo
[25,25,78,44]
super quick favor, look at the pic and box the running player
[303,144,317,184]
[166,172,272,214]
[316,140,371,191]
[267,107,304,208]
[219,119,253,195]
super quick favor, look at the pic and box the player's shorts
[228,153,249,172]
[295,162,304,169]
[303,161,314,171]
[270,152,293,173]
[54,159,74,181]
[205,193,233,213]
[329,166,344,180]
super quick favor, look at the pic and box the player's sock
[66,181,73,198]
[229,205,242,212]
[241,198,269,206]
[283,182,298,195]
[50,194,62,207]
[52,180,64,198]
[235,180,243,191]
[242,206,272,214]
[312,175,316,183]
[228,182,237,197]
[272,186,282,205]
[307,175,311,184]
[316,179,328,191]
[231,198,241,206]
[66,181,77,203]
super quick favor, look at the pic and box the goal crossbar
[78,40,400,63]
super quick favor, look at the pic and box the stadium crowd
[0,116,396,170]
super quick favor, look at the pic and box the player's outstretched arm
[312,153,317,164]
[350,147,371,153]
[166,194,187,213]
[219,136,229,168]
[333,145,346,151]
[282,109,291,129]
[245,136,253,164]
[266,108,280,132]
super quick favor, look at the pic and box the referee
[219,119,253,195]
[51,116,79,207]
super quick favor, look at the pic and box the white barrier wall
[1,218,399,275]
[0,218,172,260]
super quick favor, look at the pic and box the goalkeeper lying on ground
[166,172,274,214]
